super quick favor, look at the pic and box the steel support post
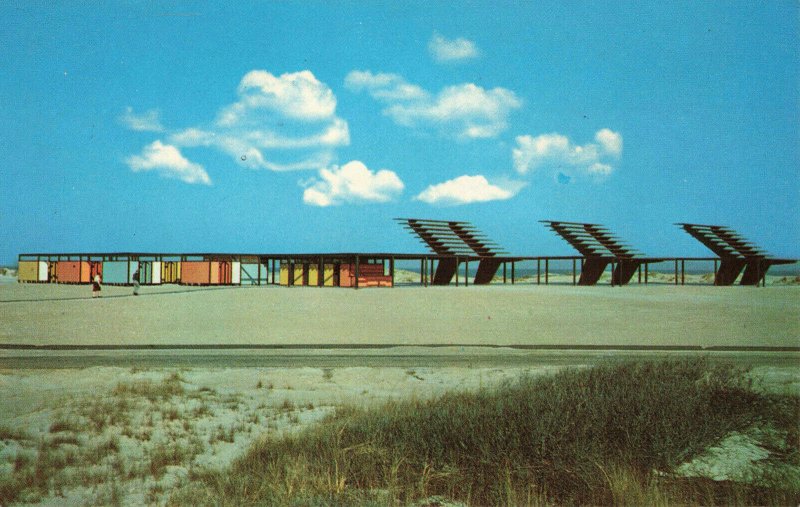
[572,259,576,285]
[355,256,360,290]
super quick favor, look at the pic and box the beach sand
[1,281,798,348]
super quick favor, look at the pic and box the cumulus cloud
[415,174,522,206]
[429,32,479,62]
[124,70,349,178]
[119,107,164,132]
[125,141,210,185]
[302,160,404,207]
[512,129,622,180]
[345,70,521,139]
[595,128,623,156]
[217,70,337,125]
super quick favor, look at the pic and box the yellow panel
[324,264,335,287]
[279,264,289,286]
[18,261,39,282]
[293,265,304,286]
[308,265,319,286]
[161,262,181,283]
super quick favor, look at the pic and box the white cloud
[595,128,623,156]
[429,32,480,62]
[218,70,337,126]
[415,174,522,206]
[149,69,349,173]
[119,107,164,132]
[344,70,427,101]
[345,70,521,139]
[513,129,623,179]
[302,160,404,206]
[125,141,210,185]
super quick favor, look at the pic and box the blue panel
[129,261,140,282]
[240,263,268,285]
[103,262,130,284]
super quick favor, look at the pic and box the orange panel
[79,261,91,283]
[181,261,211,284]
[210,261,220,284]
[56,261,82,283]
[339,264,353,287]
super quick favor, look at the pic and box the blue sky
[2,1,798,264]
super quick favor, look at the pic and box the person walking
[132,267,140,296]
[92,274,102,298]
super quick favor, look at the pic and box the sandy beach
[2,282,798,349]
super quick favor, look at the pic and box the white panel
[232,261,241,284]
[38,261,48,281]
[151,262,162,284]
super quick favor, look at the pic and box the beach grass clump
[172,358,799,506]
[0,425,31,442]
[112,374,185,401]
[149,437,205,478]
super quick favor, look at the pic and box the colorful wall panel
[161,262,181,284]
[210,261,232,284]
[339,263,392,288]
[293,264,304,286]
[308,264,319,286]
[55,261,85,283]
[324,264,335,286]
[103,261,130,284]
[240,263,266,285]
[181,261,211,285]
[129,261,140,283]
[231,261,241,284]
[18,261,47,282]
[151,262,162,284]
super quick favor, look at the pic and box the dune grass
[170,358,800,506]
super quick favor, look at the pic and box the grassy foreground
[171,359,799,506]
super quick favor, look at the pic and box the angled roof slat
[541,220,647,259]
[676,223,777,260]
[396,218,506,257]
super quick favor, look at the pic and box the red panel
[338,264,392,288]
[218,261,232,284]
[90,262,103,281]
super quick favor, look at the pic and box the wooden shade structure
[395,218,508,285]
[676,223,795,286]
[540,220,664,285]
